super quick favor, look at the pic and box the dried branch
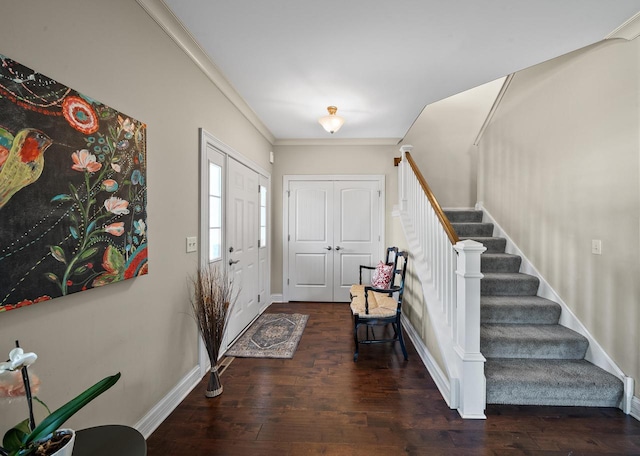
[188,265,236,364]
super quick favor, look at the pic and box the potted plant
[0,341,120,456]
[189,264,235,397]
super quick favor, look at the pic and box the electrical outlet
[591,239,602,255]
[186,236,198,253]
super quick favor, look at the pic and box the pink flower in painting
[104,196,130,215]
[118,115,135,135]
[101,179,118,192]
[105,222,125,236]
[111,163,121,173]
[71,149,102,173]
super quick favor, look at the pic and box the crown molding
[135,0,275,144]
[273,138,402,147]
[606,11,640,40]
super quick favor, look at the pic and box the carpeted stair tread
[481,296,561,324]
[460,236,506,253]
[481,273,539,296]
[444,210,483,223]
[481,253,522,273]
[485,358,624,407]
[443,208,621,409]
[451,222,494,237]
[481,324,588,359]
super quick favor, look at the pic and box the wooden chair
[349,250,408,362]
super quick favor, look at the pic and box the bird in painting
[0,127,53,208]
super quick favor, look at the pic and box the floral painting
[0,53,147,312]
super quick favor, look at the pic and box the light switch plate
[186,236,197,253]
[591,239,602,255]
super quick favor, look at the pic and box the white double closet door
[286,177,384,302]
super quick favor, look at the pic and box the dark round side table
[73,424,146,456]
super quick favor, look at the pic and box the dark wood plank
[146,302,640,455]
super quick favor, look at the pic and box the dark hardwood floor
[146,302,640,455]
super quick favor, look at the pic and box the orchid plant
[0,341,120,456]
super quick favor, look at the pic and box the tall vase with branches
[189,264,235,397]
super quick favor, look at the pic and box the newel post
[453,239,487,419]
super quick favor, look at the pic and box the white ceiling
[162,0,640,141]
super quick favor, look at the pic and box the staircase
[445,209,624,407]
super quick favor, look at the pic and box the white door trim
[282,174,385,303]
[199,129,271,377]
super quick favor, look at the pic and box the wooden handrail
[404,152,460,245]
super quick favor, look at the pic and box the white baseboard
[270,294,284,303]
[134,366,202,439]
[631,396,640,421]
[401,315,453,409]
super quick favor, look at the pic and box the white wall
[479,37,640,394]
[401,78,505,208]
[0,0,271,432]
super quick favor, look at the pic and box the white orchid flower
[0,347,37,374]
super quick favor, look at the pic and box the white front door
[226,157,260,342]
[286,177,383,302]
[200,130,270,368]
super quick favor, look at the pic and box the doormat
[225,313,309,359]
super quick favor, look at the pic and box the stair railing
[398,147,486,419]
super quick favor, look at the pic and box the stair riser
[481,256,521,273]
[481,304,561,324]
[452,223,494,237]
[462,237,506,253]
[481,338,588,359]
[481,278,539,296]
[486,384,622,407]
[485,359,624,407]
[444,210,483,223]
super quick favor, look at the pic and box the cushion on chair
[371,261,393,288]
[350,291,397,318]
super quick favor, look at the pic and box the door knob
[229,259,240,266]
[324,246,332,250]
[335,246,343,251]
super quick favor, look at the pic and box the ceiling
[162,0,640,141]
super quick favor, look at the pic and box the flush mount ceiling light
[318,106,345,134]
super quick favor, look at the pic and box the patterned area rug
[224,313,309,359]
